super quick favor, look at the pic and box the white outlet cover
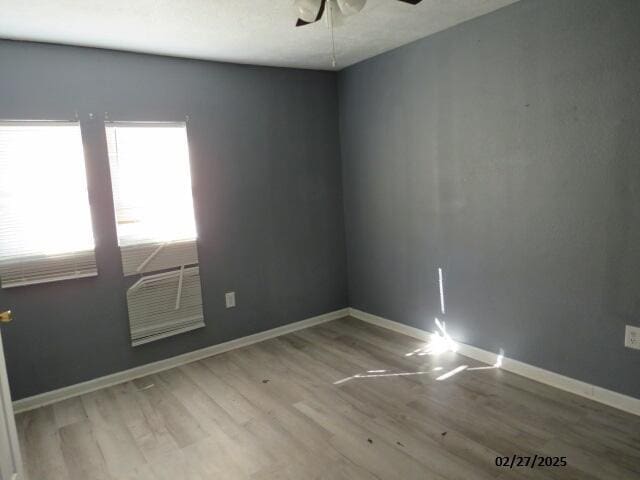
[225,291,236,308]
[625,325,640,350]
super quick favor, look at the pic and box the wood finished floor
[16,317,640,480]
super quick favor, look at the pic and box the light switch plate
[225,291,236,308]
[625,325,640,350]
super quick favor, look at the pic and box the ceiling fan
[294,0,423,27]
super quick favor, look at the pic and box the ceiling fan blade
[295,0,419,27]
[295,0,327,26]
[336,0,367,16]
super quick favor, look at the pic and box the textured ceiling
[0,0,519,70]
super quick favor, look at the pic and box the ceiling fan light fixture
[336,0,367,16]
[329,1,346,27]
[294,0,423,27]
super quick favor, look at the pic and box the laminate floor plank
[80,389,146,477]
[16,317,640,479]
[109,381,180,463]
[52,397,87,429]
[180,360,261,426]
[158,367,274,475]
[16,407,70,480]
[200,355,284,416]
[58,420,112,480]
[295,398,446,480]
[131,374,208,449]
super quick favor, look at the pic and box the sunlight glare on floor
[405,318,458,357]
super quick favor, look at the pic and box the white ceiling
[0,0,518,71]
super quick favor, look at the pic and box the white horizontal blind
[127,266,204,346]
[106,122,204,345]
[0,122,97,288]
[105,123,198,275]
[120,240,198,277]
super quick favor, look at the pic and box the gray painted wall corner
[338,0,640,399]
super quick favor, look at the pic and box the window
[0,122,97,288]
[105,122,204,345]
[105,122,199,275]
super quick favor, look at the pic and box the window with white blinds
[0,122,97,288]
[105,122,199,275]
[105,122,204,345]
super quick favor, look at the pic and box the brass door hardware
[0,310,12,323]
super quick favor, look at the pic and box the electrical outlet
[225,291,236,309]
[625,325,640,350]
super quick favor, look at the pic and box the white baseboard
[348,308,640,417]
[13,308,349,414]
[15,306,639,418]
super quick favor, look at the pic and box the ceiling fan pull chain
[328,1,337,68]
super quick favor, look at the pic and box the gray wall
[2,0,639,402]
[0,40,348,400]
[339,0,640,398]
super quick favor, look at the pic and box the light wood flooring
[16,317,640,479]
